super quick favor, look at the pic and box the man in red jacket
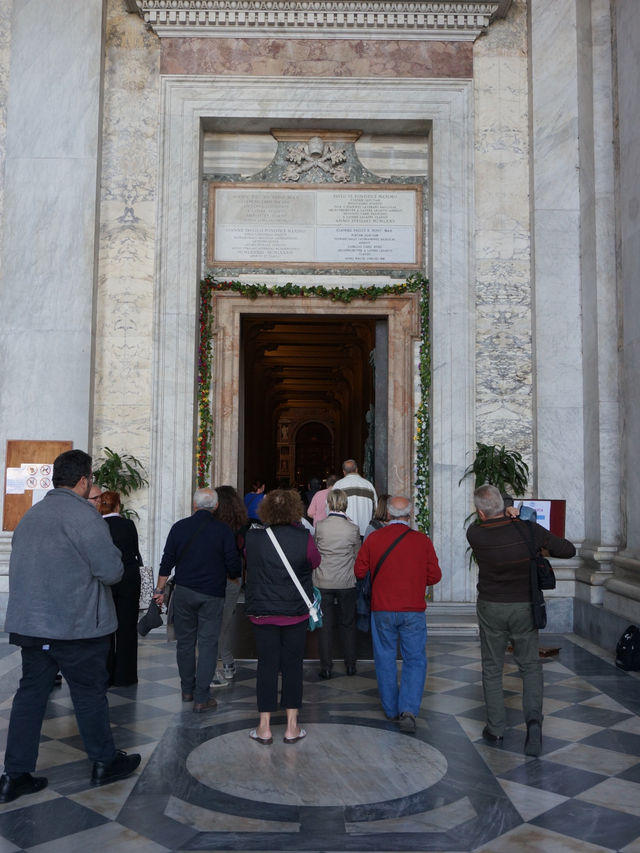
[354,496,442,732]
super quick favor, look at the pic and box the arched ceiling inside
[242,315,376,488]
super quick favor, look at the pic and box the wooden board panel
[3,440,72,531]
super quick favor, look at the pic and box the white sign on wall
[208,183,422,269]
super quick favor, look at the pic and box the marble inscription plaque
[208,184,421,268]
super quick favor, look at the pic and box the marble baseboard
[573,598,635,653]
[542,596,574,633]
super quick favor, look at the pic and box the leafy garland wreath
[197,273,431,532]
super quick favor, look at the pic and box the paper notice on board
[21,463,53,490]
[6,468,26,494]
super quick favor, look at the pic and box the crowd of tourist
[0,450,576,805]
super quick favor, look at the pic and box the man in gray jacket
[0,450,141,804]
[313,489,361,678]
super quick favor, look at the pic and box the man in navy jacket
[154,488,241,712]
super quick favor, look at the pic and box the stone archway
[150,76,476,604]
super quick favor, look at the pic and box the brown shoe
[193,697,217,713]
[182,692,194,702]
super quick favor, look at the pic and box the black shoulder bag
[355,528,411,632]
[513,520,556,629]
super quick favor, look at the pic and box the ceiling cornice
[124,0,512,42]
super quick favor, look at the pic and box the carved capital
[125,0,512,42]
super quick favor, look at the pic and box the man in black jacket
[467,484,576,757]
[153,488,241,712]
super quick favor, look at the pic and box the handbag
[139,565,154,610]
[137,599,163,636]
[356,527,412,632]
[265,527,322,630]
[514,520,557,591]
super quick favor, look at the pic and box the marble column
[0,0,106,613]
[602,0,640,635]
[529,0,587,544]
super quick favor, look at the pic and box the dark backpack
[615,625,640,671]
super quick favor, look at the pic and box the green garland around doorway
[197,273,431,532]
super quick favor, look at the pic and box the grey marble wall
[0,0,106,438]
[0,0,12,268]
[0,1,105,508]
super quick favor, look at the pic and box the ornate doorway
[209,292,419,503]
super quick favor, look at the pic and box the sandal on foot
[249,729,273,745]
[283,728,307,744]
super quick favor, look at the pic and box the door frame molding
[211,292,419,495]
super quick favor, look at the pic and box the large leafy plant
[93,447,148,519]
[460,442,529,495]
[460,443,530,567]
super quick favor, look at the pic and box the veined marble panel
[93,1,161,558]
[161,37,473,76]
[472,0,533,474]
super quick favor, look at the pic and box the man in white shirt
[333,459,377,538]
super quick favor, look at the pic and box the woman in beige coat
[313,489,361,679]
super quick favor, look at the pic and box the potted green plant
[460,443,530,566]
[92,447,148,519]
[459,442,529,496]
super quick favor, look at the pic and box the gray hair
[473,484,504,518]
[387,497,412,519]
[342,459,358,474]
[327,488,348,513]
[193,487,218,510]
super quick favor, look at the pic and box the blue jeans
[371,610,427,718]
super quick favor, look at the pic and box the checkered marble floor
[0,632,639,851]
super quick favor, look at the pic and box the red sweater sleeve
[354,538,372,579]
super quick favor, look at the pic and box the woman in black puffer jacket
[245,489,320,745]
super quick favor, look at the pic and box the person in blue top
[244,479,266,523]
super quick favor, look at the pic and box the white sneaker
[210,671,229,687]
[222,663,236,680]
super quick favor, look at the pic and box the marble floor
[0,631,639,852]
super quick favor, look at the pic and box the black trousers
[108,580,140,686]
[318,587,358,671]
[4,636,117,775]
[252,621,307,712]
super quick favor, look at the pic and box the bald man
[332,459,377,538]
[354,496,441,732]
